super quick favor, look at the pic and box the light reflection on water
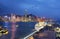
[0,22,36,39]
[0,21,60,39]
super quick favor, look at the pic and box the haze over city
[0,0,60,20]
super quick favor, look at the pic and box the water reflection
[0,21,60,39]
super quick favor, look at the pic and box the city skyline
[0,0,60,20]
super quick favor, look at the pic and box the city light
[4,16,8,18]
[54,27,60,32]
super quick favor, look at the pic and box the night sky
[0,0,60,20]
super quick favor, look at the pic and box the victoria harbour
[0,14,60,39]
[0,0,60,39]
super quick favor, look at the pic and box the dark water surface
[0,22,36,39]
[0,21,59,39]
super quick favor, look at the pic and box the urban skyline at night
[0,0,60,39]
[0,0,60,20]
